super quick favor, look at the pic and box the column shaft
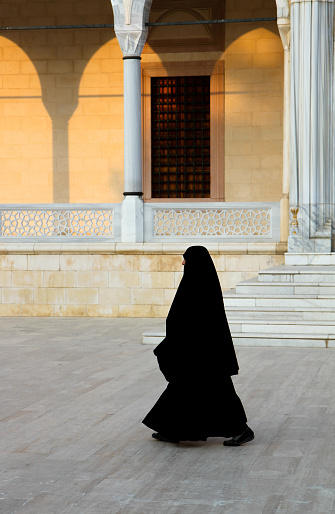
[280,46,290,242]
[123,58,142,194]
[289,0,334,252]
[278,17,291,243]
[282,46,290,198]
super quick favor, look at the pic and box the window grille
[151,76,210,198]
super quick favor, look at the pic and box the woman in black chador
[143,245,254,446]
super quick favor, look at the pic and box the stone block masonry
[0,243,286,317]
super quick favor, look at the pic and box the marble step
[285,253,335,265]
[258,265,335,283]
[143,262,335,348]
[142,329,335,348]
[223,291,335,309]
[235,278,335,295]
[232,333,335,348]
[228,319,335,335]
[226,308,335,321]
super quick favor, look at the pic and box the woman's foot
[223,426,254,446]
[152,432,179,443]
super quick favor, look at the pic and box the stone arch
[142,1,284,204]
[149,8,211,42]
[0,27,117,203]
[0,34,52,203]
[71,37,125,203]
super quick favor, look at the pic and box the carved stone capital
[110,0,153,57]
[277,18,291,50]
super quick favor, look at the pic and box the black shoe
[223,426,254,447]
[152,432,179,443]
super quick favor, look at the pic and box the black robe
[142,246,247,440]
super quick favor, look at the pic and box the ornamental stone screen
[0,206,119,239]
[144,203,280,241]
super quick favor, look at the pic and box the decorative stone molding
[0,242,287,255]
[277,18,290,50]
[110,0,153,56]
[275,0,290,19]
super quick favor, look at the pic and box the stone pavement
[1,317,335,514]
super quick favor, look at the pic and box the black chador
[142,246,254,446]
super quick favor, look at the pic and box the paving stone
[0,318,335,513]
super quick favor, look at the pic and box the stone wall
[224,1,283,202]
[0,0,120,204]
[0,0,283,205]
[0,243,286,317]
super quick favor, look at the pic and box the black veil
[154,246,239,381]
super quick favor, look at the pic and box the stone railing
[144,202,280,242]
[0,202,281,243]
[0,204,121,241]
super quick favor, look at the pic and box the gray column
[110,0,153,242]
[289,0,334,252]
[121,56,144,242]
[123,57,142,195]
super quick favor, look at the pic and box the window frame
[142,60,225,202]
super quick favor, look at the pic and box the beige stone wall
[0,243,286,317]
[0,0,121,204]
[224,1,283,202]
[0,0,283,205]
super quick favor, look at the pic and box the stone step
[142,261,335,348]
[224,294,335,309]
[232,333,335,348]
[236,278,335,295]
[228,320,335,335]
[142,331,165,345]
[142,330,335,348]
[258,265,335,283]
[226,308,335,321]
[285,253,335,266]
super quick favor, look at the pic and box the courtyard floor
[1,317,335,513]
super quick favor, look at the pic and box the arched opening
[0,35,52,203]
[0,0,116,204]
[223,27,283,202]
[142,0,283,204]
[72,37,124,203]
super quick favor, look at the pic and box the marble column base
[288,205,333,253]
[121,195,144,242]
[288,235,332,253]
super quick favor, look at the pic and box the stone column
[110,0,153,242]
[288,0,334,252]
[277,11,291,243]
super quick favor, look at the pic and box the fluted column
[288,0,334,252]
[277,13,291,243]
[110,0,153,242]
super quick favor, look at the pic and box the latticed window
[151,76,210,198]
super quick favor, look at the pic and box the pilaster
[277,13,291,243]
[288,0,334,252]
